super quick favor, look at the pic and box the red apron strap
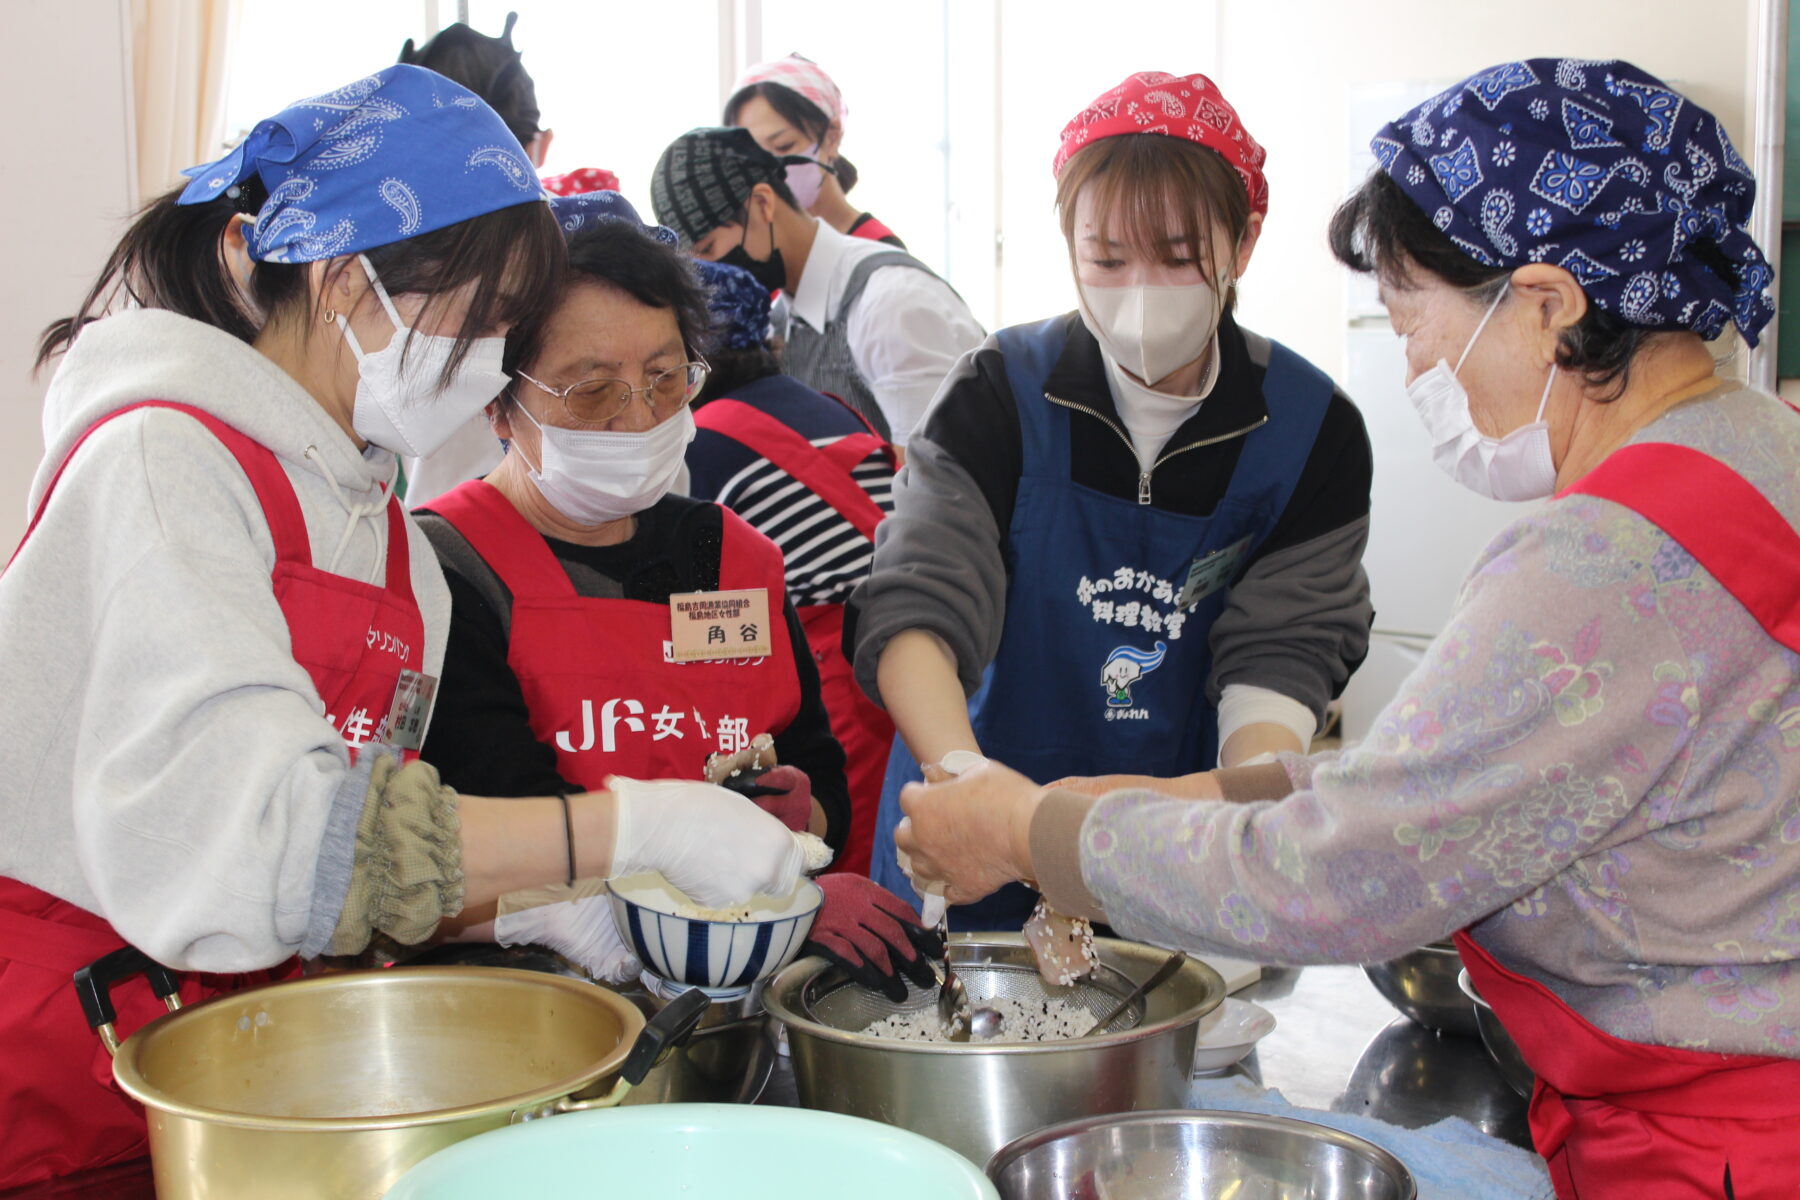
[821,391,902,470]
[8,400,312,573]
[425,479,578,599]
[715,505,789,596]
[696,399,889,541]
[382,495,415,604]
[1562,442,1800,653]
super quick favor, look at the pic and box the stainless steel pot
[986,1110,1417,1200]
[1362,941,1480,1038]
[1458,968,1536,1098]
[619,982,776,1106]
[763,935,1225,1166]
[75,948,704,1199]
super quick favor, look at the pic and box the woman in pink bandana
[725,53,904,248]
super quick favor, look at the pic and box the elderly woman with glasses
[413,194,939,999]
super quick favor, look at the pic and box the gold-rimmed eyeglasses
[513,360,711,426]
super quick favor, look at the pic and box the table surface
[9,963,1531,1197]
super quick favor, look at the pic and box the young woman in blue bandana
[0,69,805,1185]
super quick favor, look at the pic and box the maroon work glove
[802,874,944,1002]
[745,764,812,834]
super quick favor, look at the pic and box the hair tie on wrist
[558,791,576,885]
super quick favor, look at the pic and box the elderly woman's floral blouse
[1081,384,1800,1057]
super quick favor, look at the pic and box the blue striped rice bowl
[608,872,823,990]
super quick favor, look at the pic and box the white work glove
[608,776,804,908]
[494,880,640,984]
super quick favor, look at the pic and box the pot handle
[73,946,183,1058]
[530,986,713,1119]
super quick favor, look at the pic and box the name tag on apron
[1177,537,1251,609]
[383,669,439,751]
[669,589,773,662]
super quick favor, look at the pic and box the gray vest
[782,250,941,441]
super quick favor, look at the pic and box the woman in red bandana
[852,71,1375,932]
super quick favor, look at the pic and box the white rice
[794,831,834,872]
[664,833,831,921]
[860,997,1098,1043]
[673,901,757,921]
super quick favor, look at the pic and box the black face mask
[718,212,786,294]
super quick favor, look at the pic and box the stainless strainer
[803,948,1147,1037]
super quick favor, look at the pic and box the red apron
[0,401,427,1188]
[427,481,802,788]
[693,398,896,875]
[1451,437,1800,1199]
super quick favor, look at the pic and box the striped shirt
[686,373,895,609]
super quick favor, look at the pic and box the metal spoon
[921,893,1003,1041]
[1088,950,1187,1035]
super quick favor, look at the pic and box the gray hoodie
[0,310,450,971]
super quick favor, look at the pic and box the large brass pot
[78,950,699,1199]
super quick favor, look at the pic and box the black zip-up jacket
[848,311,1374,724]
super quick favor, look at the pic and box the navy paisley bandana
[548,190,680,247]
[694,260,773,350]
[1373,58,1774,346]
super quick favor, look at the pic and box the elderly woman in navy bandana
[899,59,1798,1198]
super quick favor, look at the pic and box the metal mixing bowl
[1362,941,1480,1038]
[762,935,1225,1167]
[987,1110,1417,1200]
[1458,969,1536,1098]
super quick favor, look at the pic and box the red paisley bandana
[542,166,622,197]
[1054,71,1268,215]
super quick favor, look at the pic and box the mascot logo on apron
[1101,641,1167,720]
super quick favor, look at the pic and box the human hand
[607,777,803,908]
[494,882,640,983]
[895,759,1043,906]
[803,874,944,1002]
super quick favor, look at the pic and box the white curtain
[131,0,239,200]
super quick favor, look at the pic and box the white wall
[1216,0,1758,384]
[0,0,137,553]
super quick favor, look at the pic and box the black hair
[504,219,714,383]
[693,344,782,406]
[1328,169,1649,400]
[723,80,859,194]
[37,181,565,383]
[399,13,541,146]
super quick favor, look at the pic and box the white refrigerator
[1337,81,1528,742]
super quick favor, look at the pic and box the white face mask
[513,403,696,525]
[784,145,827,210]
[337,255,509,459]
[1077,278,1228,389]
[1405,288,1559,502]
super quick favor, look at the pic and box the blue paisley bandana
[693,260,773,350]
[548,191,680,247]
[178,65,546,264]
[1373,58,1774,346]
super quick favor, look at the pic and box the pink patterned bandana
[732,53,846,126]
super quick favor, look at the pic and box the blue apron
[871,316,1334,929]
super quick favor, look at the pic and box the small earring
[321,308,338,325]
